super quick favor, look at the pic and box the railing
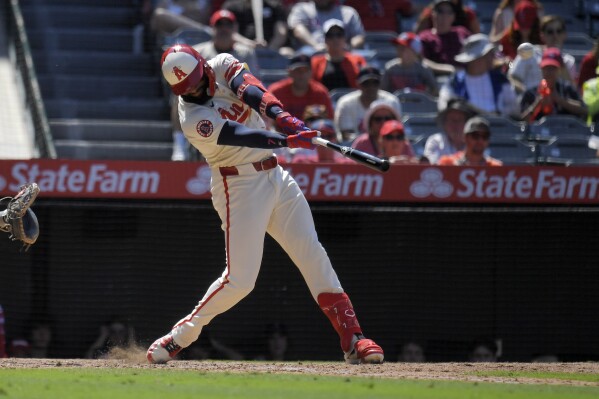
[7,0,56,158]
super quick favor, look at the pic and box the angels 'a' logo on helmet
[172,66,188,81]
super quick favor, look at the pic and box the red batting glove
[275,112,307,135]
[287,130,318,149]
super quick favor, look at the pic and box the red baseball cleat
[345,338,384,364]
[147,334,182,364]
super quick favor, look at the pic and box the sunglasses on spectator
[215,20,234,28]
[468,132,490,140]
[383,134,405,141]
[544,28,564,35]
[371,115,395,123]
[325,32,345,39]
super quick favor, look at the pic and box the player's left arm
[229,72,308,135]
[217,120,316,149]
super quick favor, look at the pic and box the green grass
[0,368,598,399]
[472,370,599,383]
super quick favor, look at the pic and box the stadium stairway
[22,0,172,160]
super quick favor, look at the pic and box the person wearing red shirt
[311,19,367,90]
[438,116,503,166]
[498,0,542,60]
[268,53,334,121]
[578,40,599,91]
[415,0,479,34]
[343,0,414,32]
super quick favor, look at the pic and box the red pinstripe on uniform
[173,176,232,328]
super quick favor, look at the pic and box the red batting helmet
[161,44,215,96]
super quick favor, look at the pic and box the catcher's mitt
[0,183,40,251]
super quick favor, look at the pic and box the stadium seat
[329,88,357,108]
[255,47,290,71]
[395,89,438,116]
[162,28,212,49]
[260,69,288,87]
[363,31,397,52]
[529,115,592,138]
[402,114,439,157]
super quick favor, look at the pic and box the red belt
[218,156,278,176]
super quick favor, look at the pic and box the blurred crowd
[0,304,561,362]
[139,0,599,165]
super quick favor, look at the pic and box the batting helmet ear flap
[204,62,216,97]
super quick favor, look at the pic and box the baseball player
[147,44,384,364]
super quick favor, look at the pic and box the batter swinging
[147,44,383,364]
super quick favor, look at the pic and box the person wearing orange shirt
[438,116,503,166]
[311,19,367,90]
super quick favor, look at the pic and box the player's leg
[266,168,383,364]
[147,174,275,363]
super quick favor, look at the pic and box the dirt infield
[1,355,598,386]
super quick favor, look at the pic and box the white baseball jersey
[169,53,344,349]
[179,53,273,168]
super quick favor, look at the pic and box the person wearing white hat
[438,33,520,118]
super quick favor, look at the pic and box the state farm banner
[0,160,598,204]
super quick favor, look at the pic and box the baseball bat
[251,0,264,44]
[312,137,390,172]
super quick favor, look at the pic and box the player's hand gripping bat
[311,136,390,173]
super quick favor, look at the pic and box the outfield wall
[1,199,598,362]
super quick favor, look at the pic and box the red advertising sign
[0,160,598,204]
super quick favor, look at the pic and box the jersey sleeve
[210,53,249,89]
[180,104,226,149]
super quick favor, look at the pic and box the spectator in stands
[520,48,587,121]
[149,0,258,48]
[171,9,260,161]
[438,116,503,166]
[468,338,499,362]
[183,329,244,360]
[397,341,426,363]
[497,0,543,61]
[351,100,402,156]
[0,304,5,358]
[268,53,334,124]
[424,98,475,164]
[418,0,472,76]
[291,119,352,163]
[582,66,599,124]
[508,42,543,93]
[310,19,367,91]
[343,0,415,33]
[415,0,479,35]
[377,120,420,164]
[287,0,365,52]
[578,38,599,91]
[489,0,544,42]
[28,321,54,358]
[85,316,136,359]
[303,103,329,124]
[8,339,31,358]
[222,0,291,55]
[539,15,576,82]
[254,323,289,361]
[381,32,438,96]
[335,66,401,144]
[195,10,260,73]
[438,34,520,118]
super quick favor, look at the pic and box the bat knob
[380,159,390,172]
